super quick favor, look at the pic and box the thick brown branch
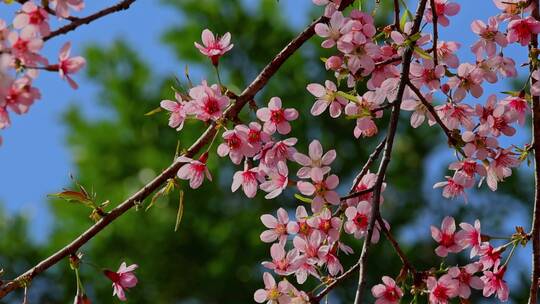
[352,0,428,302]
[529,1,540,303]
[43,0,137,41]
[0,1,356,299]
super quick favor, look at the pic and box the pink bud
[325,56,343,70]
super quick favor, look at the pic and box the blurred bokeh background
[0,0,536,302]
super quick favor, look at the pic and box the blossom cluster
[155,0,539,303]
[0,0,86,145]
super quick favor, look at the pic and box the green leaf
[400,11,408,31]
[294,194,312,204]
[175,190,185,232]
[414,47,432,60]
[49,190,92,206]
[144,107,162,116]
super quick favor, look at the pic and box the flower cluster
[0,0,86,145]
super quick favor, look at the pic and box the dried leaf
[175,190,185,232]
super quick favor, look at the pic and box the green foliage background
[0,0,535,303]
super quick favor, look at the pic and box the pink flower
[446,63,483,101]
[409,60,445,90]
[507,16,540,46]
[458,220,483,257]
[104,262,138,302]
[425,0,460,27]
[371,276,403,304]
[426,274,459,304]
[294,206,312,238]
[430,216,465,257]
[470,18,507,60]
[401,92,436,128]
[160,93,187,131]
[435,102,475,130]
[50,0,84,18]
[433,176,469,202]
[500,96,529,125]
[259,138,297,170]
[13,1,50,37]
[187,81,229,122]
[254,272,289,303]
[307,80,346,118]
[317,244,343,276]
[217,125,254,164]
[176,153,212,189]
[260,207,298,244]
[297,167,340,212]
[262,243,297,276]
[8,31,44,65]
[449,159,486,186]
[57,42,86,89]
[437,41,460,68]
[307,208,341,242]
[314,11,346,48]
[462,131,499,160]
[346,171,384,206]
[257,97,298,135]
[260,161,290,199]
[293,230,323,263]
[479,244,502,270]
[3,77,41,115]
[194,29,233,66]
[486,148,520,191]
[448,264,484,299]
[232,165,264,198]
[344,201,380,242]
[293,139,336,179]
[246,122,271,152]
[481,263,509,301]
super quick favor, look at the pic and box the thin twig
[0,1,357,299]
[43,0,137,41]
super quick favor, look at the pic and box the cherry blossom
[57,42,86,89]
[470,18,508,60]
[507,16,540,46]
[426,274,459,304]
[458,220,483,257]
[344,201,380,242]
[217,125,253,164]
[187,81,229,122]
[260,207,298,244]
[176,154,212,189]
[481,262,509,301]
[430,216,465,257]
[262,243,297,276]
[104,262,138,302]
[260,161,290,199]
[297,167,340,212]
[256,97,299,135]
[194,29,233,66]
[293,139,336,179]
[160,93,187,131]
[50,0,85,18]
[371,276,403,304]
[254,272,289,304]
[13,1,50,37]
[448,264,484,299]
[425,0,460,27]
[232,166,263,198]
[306,80,346,118]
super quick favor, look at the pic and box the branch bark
[529,1,540,303]
[0,1,356,299]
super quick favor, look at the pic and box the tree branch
[0,1,356,299]
[429,0,439,65]
[529,1,540,303]
[352,0,428,302]
[43,0,137,41]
